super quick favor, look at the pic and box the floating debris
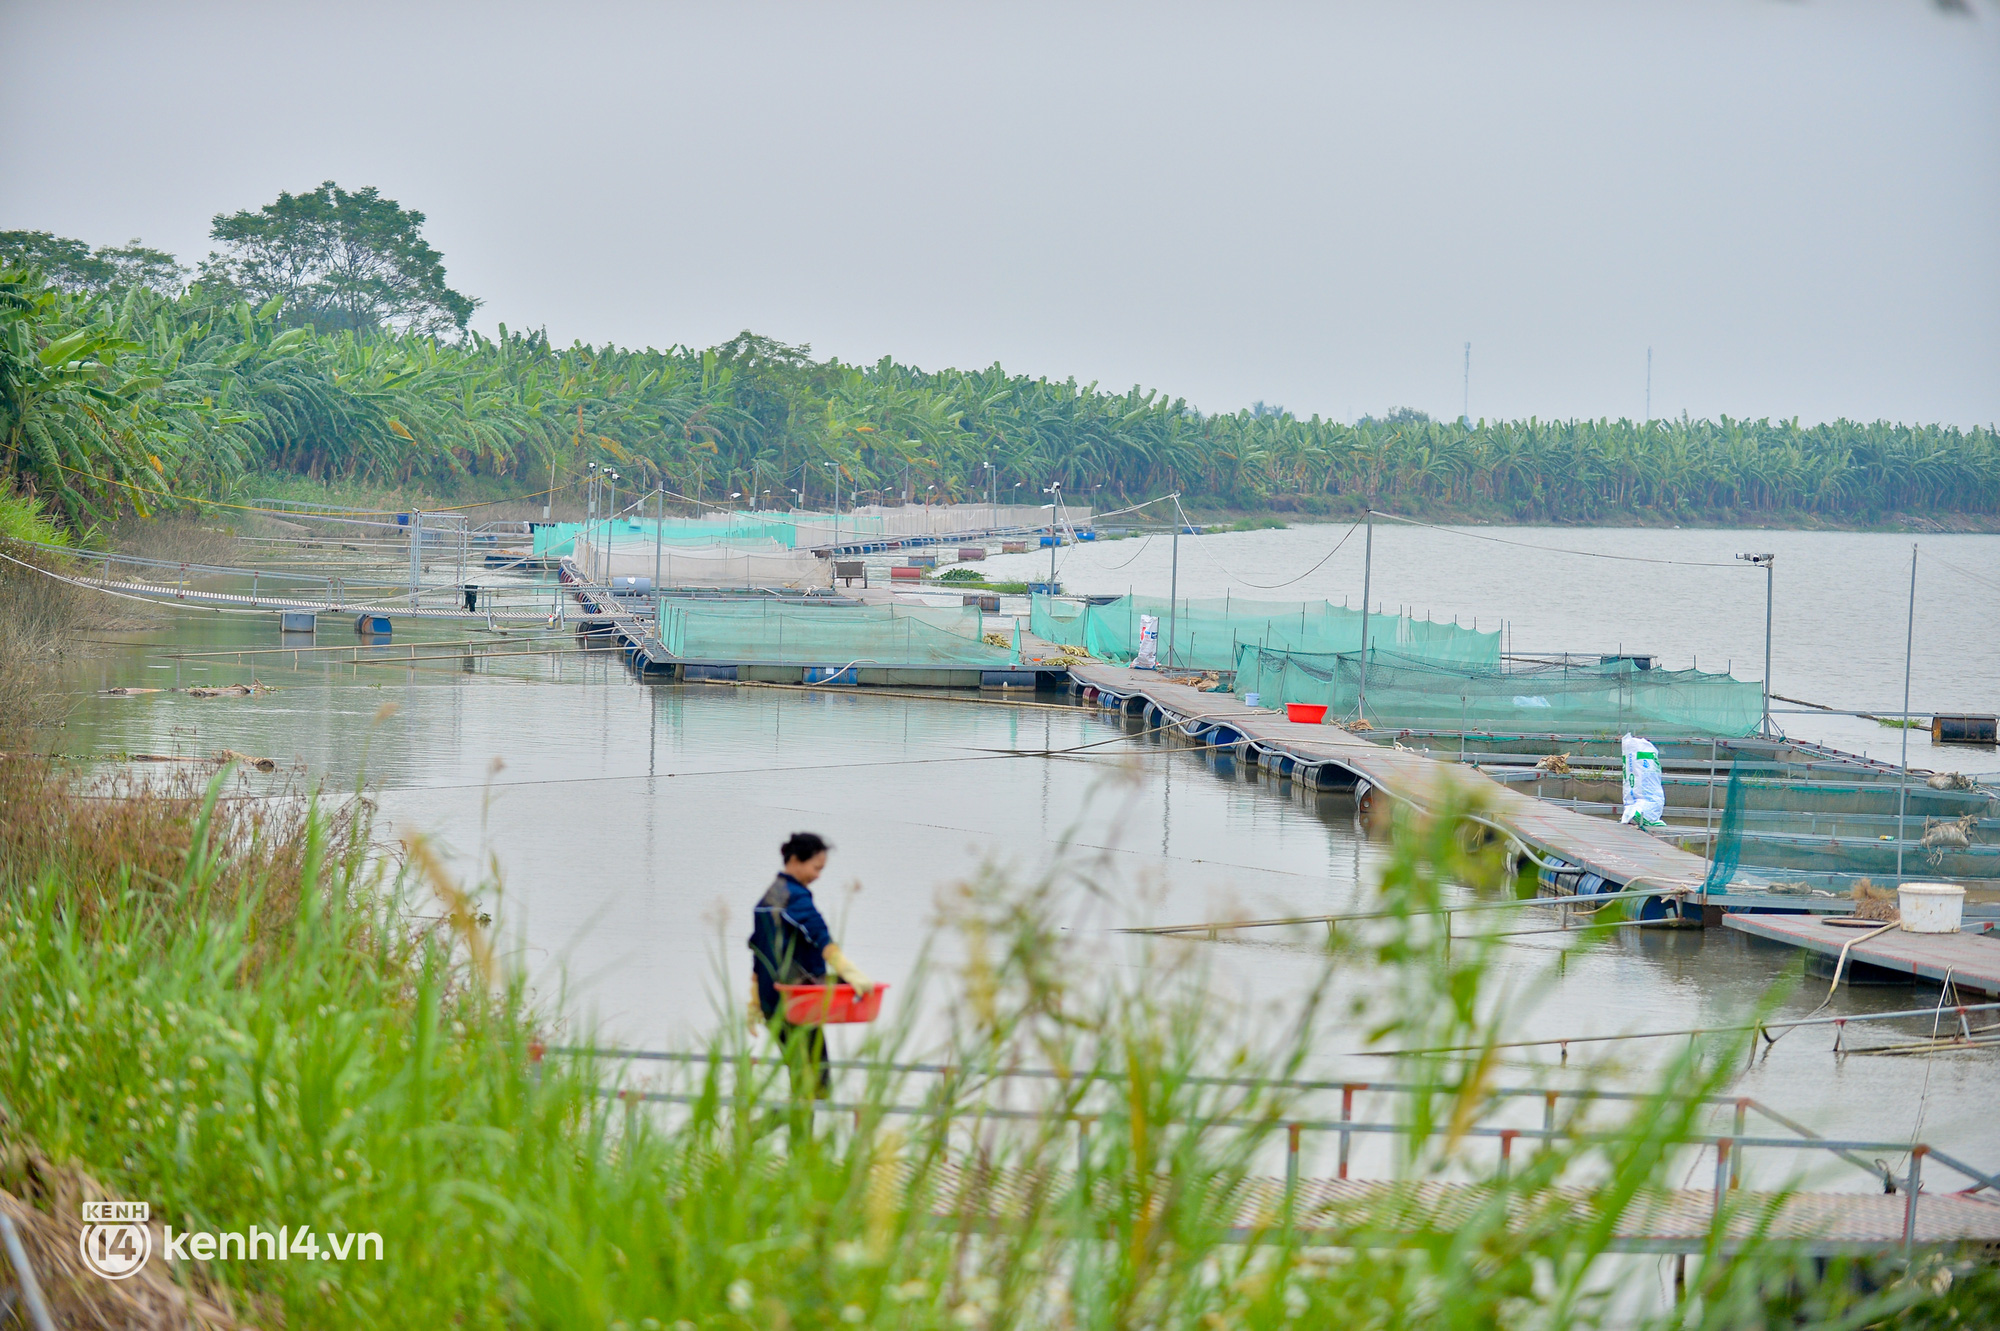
[100,686,165,696]
[128,749,279,772]
[217,749,279,773]
[1927,771,1979,792]
[184,683,275,699]
[1851,879,1900,923]
[1535,752,1573,775]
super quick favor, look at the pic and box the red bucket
[774,982,890,1025]
[1286,703,1329,725]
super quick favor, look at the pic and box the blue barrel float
[354,613,393,636]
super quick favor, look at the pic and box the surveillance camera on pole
[1736,553,1776,735]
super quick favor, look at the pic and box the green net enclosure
[1232,647,1764,736]
[657,601,1015,667]
[1232,643,1768,735]
[1032,594,1500,671]
[535,513,838,556]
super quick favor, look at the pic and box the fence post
[1077,1117,1092,1176]
[1339,1086,1356,1179]
[1286,1123,1301,1194]
[1731,1100,1748,1188]
[1498,1130,1516,1181]
[1904,1146,1926,1248]
[1711,1139,1731,1230]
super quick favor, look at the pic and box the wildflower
[726,1280,753,1312]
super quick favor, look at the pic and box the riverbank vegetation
[0,736,1991,1325]
[6,188,1997,534]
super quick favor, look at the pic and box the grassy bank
[2,743,1993,1326]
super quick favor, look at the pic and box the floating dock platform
[1067,662,1718,904]
[1723,913,2000,995]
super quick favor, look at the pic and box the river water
[54,523,2000,1191]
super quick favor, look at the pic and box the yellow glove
[822,943,874,996]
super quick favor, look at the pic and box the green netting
[534,512,896,556]
[658,601,1015,667]
[1031,594,1499,672]
[1233,647,1763,736]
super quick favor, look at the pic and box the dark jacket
[749,873,833,1018]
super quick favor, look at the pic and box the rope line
[1174,518,1366,590]
[1366,510,1750,569]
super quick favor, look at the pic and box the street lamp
[1043,482,1062,587]
[1736,552,1774,736]
[823,461,840,550]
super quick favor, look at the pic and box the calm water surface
[54,523,2000,1187]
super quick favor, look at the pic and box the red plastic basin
[1286,703,1329,724]
[774,982,890,1025]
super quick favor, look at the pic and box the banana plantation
[4,269,1995,527]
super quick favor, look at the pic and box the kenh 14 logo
[78,1201,152,1280]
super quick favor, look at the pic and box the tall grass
[0,485,89,745]
[0,757,1990,1327]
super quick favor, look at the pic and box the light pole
[1894,544,1918,880]
[605,471,621,584]
[823,461,840,551]
[1044,483,1062,588]
[1357,509,1374,720]
[1736,552,1775,736]
[1168,494,1187,669]
[984,461,996,531]
[586,462,599,583]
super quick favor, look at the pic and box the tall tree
[203,182,478,337]
[0,231,186,294]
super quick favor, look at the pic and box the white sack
[1620,733,1666,827]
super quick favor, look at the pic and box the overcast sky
[4,1,1996,426]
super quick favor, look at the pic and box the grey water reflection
[57,600,1999,1185]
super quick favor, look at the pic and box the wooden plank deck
[1068,662,1718,899]
[1723,913,2000,995]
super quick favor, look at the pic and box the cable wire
[1366,510,1751,569]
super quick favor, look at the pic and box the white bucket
[1245,693,1261,708]
[1897,882,1965,933]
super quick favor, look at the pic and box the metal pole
[1168,496,1182,668]
[1357,509,1373,720]
[0,1213,56,1331]
[410,509,422,599]
[1049,483,1060,587]
[655,483,664,621]
[1895,543,1917,881]
[1763,559,1774,736]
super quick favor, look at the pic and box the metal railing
[535,1044,2000,1248]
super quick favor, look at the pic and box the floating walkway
[1724,913,2000,996]
[1067,661,1722,904]
[59,571,607,626]
[561,560,1063,689]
